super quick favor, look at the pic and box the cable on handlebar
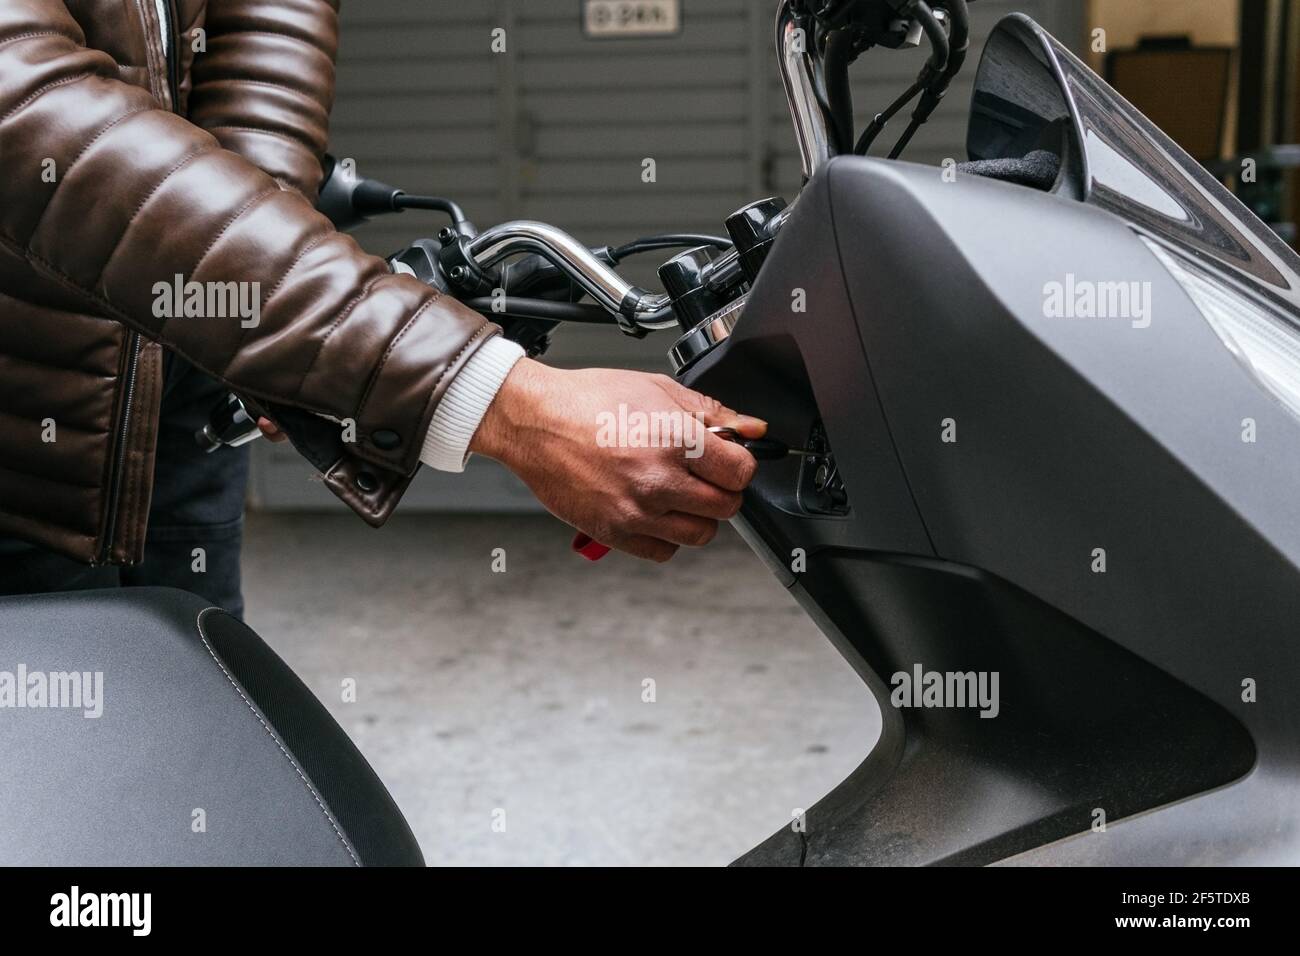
[826,1,969,159]
[913,1,951,75]
[393,193,471,229]
[823,27,857,155]
[607,234,732,263]
[462,297,619,324]
[887,0,968,159]
[855,79,923,154]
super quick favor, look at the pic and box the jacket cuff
[420,335,525,472]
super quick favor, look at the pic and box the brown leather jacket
[0,0,497,565]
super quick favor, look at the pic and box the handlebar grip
[195,393,262,452]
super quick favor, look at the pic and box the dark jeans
[0,356,251,618]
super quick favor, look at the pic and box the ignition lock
[797,421,850,516]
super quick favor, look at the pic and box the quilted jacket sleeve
[186,0,337,202]
[0,0,498,524]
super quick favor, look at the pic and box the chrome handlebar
[777,0,833,181]
[465,221,677,331]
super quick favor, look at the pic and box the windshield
[968,14,1300,318]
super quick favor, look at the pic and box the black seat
[0,587,423,866]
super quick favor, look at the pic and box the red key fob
[571,533,611,561]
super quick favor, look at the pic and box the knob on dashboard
[725,197,788,283]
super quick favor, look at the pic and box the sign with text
[582,0,682,38]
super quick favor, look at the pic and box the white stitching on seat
[194,606,361,866]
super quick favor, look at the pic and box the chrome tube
[777,0,832,181]
[466,220,674,327]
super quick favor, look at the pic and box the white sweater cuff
[420,335,526,473]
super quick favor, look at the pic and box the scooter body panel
[686,143,1300,864]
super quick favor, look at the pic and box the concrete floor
[242,512,880,866]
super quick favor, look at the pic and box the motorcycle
[4,0,1298,866]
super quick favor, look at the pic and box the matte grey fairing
[684,69,1300,862]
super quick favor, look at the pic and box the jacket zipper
[156,0,180,110]
[100,335,142,562]
[101,1,179,563]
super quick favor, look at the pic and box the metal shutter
[250,0,1085,512]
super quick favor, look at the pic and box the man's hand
[470,359,767,562]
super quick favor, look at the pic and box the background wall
[248,0,1086,511]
